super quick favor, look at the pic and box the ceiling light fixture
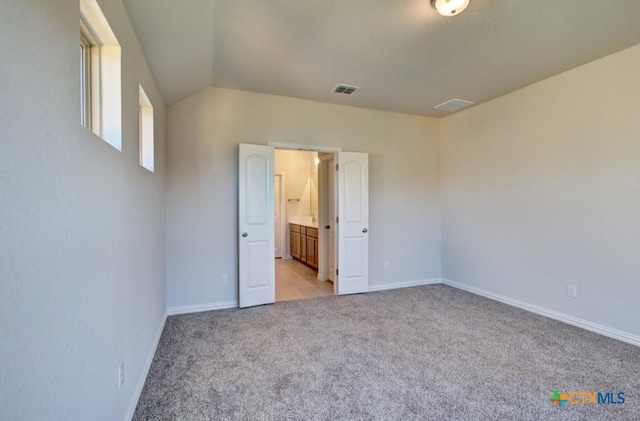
[431,0,471,17]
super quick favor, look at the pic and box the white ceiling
[123,0,640,117]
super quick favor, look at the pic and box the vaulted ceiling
[123,0,640,117]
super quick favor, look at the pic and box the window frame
[138,85,155,172]
[80,19,94,129]
[79,0,122,151]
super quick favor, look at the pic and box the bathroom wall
[275,150,319,226]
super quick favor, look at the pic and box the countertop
[289,220,318,229]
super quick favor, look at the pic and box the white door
[274,174,283,258]
[328,159,336,283]
[239,144,275,308]
[337,152,369,295]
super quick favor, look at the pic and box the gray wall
[441,44,640,337]
[0,0,166,419]
[166,87,442,309]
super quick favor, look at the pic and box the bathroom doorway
[238,142,369,308]
[274,149,334,302]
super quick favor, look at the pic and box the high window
[139,85,154,172]
[80,0,122,150]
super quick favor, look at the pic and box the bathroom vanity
[289,223,318,270]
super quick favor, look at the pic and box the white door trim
[317,160,327,281]
[274,173,287,259]
[268,141,342,154]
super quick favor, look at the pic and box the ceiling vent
[332,84,360,95]
[434,98,474,112]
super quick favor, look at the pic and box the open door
[337,152,369,294]
[239,143,275,308]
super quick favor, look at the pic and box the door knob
[242,232,248,238]
[362,228,368,233]
[325,225,330,229]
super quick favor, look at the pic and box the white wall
[0,1,166,419]
[441,44,640,337]
[166,87,441,309]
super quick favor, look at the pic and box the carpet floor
[134,285,640,420]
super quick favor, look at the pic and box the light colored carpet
[134,285,640,420]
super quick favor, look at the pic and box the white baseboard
[125,310,167,421]
[442,278,640,347]
[167,300,238,316]
[368,278,442,292]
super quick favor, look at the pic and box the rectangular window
[139,85,154,172]
[80,0,122,151]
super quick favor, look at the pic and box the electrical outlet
[383,261,390,271]
[220,274,228,285]
[118,363,124,390]
[567,284,577,298]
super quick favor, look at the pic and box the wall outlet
[118,363,124,390]
[567,284,577,298]
[383,261,390,271]
[220,274,228,285]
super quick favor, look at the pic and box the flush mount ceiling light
[431,0,471,17]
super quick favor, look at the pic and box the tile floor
[275,258,334,302]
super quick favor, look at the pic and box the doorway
[238,143,369,308]
[274,149,334,302]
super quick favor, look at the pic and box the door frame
[269,142,342,294]
[268,143,343,154]
[317,153,335,283]
[274,173,287,259]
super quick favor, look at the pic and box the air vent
[434,98,474,112]
[333,84,361,95]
